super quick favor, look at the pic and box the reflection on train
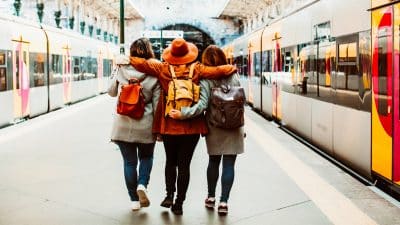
[223,0,400,197]
[0,14,117,127]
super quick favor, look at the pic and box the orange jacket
[129,57,237,135]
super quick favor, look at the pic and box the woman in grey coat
[169,45,244,215]
[108,38,160,211]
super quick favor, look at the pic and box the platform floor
[0,95,399,225]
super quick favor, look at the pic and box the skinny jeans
[162,134,200,204]
[115,141,155,201]
[207,154,237,203]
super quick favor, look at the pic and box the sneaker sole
[205,203,214,209]
[137,189,150,207]
[218,210,228,215]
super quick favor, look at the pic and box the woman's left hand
[168,109,182,119]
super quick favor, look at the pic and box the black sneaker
[205,197,215,209]
[171,203,183,215]
[160,196,174,208]
[217,202,228,216]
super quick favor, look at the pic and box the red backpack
[117,78,146,119]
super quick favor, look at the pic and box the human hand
[115,54,130,65]
[156,134,163,142]
[168,109,182,119]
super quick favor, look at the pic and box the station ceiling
[96,0,278,20]
[219,0,276,18]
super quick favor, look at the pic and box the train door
[394,3,400,185]
[272,33,282,120]
[12,37,30,119]
[62,45,72,104]
[371,2,397,183]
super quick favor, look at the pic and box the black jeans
[162,134,200,204]
[207,155,237,203]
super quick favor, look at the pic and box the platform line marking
[246,118,378,225]
[0,95,109,145]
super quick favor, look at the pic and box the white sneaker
[137,184,150,207]
[131,201,141,211]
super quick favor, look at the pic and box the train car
[223,0,400,197]
[0,13,117,128]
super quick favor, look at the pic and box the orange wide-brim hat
[162,38,198,65]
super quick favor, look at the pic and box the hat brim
[162,42,198,65]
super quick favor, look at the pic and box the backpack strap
[169,65,177,79]
[168,65,177,108]
[188,63,195,79]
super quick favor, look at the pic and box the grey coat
[108,65,160,143]
[181,74,245,155]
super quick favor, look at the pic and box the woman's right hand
[168,109,182,119]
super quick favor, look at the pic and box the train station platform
[0,95,399,225]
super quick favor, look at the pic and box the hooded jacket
[108,65,160,143]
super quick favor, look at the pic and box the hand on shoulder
[115,54,130,65]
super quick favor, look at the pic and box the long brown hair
[130,38,155,59]
[201,45,228,66]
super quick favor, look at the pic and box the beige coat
[108,65,160,143]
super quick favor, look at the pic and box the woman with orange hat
[119,38,237,215]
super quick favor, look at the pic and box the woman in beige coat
[108,38,160,211]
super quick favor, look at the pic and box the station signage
[142,30,183,39]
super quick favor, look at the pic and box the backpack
[165,64,200,116]
[117,77,146,119]
[208,81,245,129]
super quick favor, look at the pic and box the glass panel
[339,44,347,62]
[378,35,388,115]
[0,68,6,91]
[33,53,45,87]
[348,43,357,62]
[0,52,5,65]
[15,50,20,89]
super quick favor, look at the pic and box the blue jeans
[115,141,155,201]
[207,155,237,203]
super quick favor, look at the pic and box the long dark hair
[130,38,155,59]
[201,45,228,66]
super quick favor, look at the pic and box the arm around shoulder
[199,64,237,79]
[180,79,210,120]
[130,57,163,78]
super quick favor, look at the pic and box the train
[222,0,400,197]
[0,13,118,127]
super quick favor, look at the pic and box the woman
[169,45,245,216]
[108,38,160,211]
[118,38,237,215]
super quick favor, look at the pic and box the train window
[378,35,388,115]
[266,51,272,72]
[15,50,20,89]
[339,44,347,62]
[347,43,357,62]
[73,57,80,77]
[243,56,248,76]
[0,51,6,91]
[33,53,45,87]
[0,52,5,65]
[253,52,261,77]
[0,68,6,91]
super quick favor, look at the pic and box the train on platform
[0,14,118,127]
[222,0,400,198]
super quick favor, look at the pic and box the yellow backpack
[165,63,200,117]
